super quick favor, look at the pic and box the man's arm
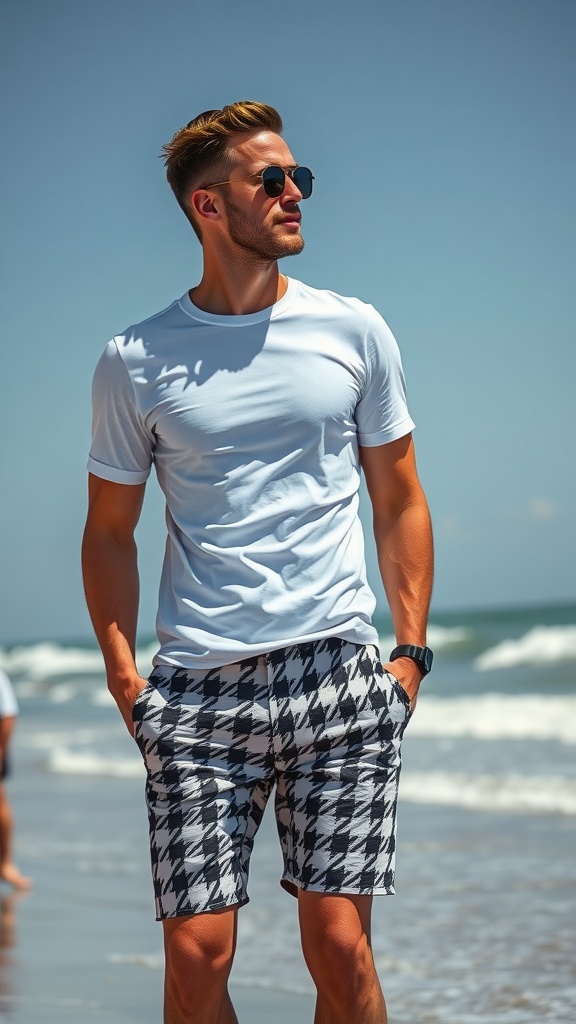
[359,433,433,711]
[0,716,15,774]
[81,474,147,734]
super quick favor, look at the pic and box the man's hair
[161,101,283,236]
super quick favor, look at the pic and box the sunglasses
[203,165,314,200]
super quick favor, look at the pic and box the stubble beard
[223,196,305,262]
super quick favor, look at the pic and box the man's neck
[189,263,288,316]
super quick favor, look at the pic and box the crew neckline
[178,276,298,326]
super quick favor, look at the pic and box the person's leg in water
[0,717,31,891]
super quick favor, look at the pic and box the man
[82,101,433,1024]
[0,668,31,891]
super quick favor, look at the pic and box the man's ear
[191,189,222,225]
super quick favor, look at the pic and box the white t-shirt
[89,277,415,669]
[0,669,18,717]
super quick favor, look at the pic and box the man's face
[214,131,306,261]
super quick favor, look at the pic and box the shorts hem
[280,876,396,899]
[155,893,249,922]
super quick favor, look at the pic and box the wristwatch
[389,644,433,677]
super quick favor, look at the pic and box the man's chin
[276,237,305,258]
[230,231,304,262]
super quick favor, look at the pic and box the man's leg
[298,891,386,1024]
[134,660,275,1023]
[163,906,239,1024]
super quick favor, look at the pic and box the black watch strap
[389,644,433,676]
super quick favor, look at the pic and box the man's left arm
[0,716,15,775]
[359,432,433,712]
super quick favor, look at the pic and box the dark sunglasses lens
[293,167,314,199]
[261,166,285,198]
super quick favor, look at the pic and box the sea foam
[3,620,574,685]
[0,640,157,682]
[0,642,104,680]
[379,624,471,653]
[48,747,143,778]
[474,625,576,671]
[409,694,576,744]
[399,771,576,815]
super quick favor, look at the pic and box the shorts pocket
[131,678,155,723]
[389,674,411,710]
[381,670,412,725]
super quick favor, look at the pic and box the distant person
[0,669,31,891]
[82,101,433,1024]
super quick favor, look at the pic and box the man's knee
[163,907,237,1013]
[298,892,376,994]
[303,923,375,994]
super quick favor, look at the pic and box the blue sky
[1,0,574,643]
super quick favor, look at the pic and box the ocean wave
[108,952,164,970]
[48,747,143,778]
[410,694,576,744]
[379,624,472,653]
[2,617,574,684]
[400,771,576,815]
[0,641,157,682]
[2,628,472,684]
[25,727,105,749]
[0,642,104,680]
[474,625,576,671]
[14,680,119,706]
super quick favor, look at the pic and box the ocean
[1,600,575,1023]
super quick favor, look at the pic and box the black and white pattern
[132,638,410,920]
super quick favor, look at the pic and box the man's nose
[282,173,303,203]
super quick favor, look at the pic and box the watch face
[423,648,433,673]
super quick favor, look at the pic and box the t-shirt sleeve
[0,669,18,717]
[87,341,154,484]
[355,306,415,446]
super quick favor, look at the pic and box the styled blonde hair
[161,101,283,235]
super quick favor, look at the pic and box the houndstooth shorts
[131,637,411,920]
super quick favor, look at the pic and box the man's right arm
[81,473,147,735]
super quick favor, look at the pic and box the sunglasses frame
[201,165,314,200]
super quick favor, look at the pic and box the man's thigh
[132,662,275,920]
[270,639,411,898]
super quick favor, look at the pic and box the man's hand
[381,656,423,715]
[110,676,149,737]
